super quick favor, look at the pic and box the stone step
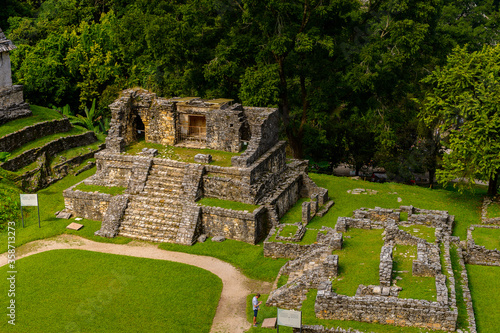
[117,229,177,243]
[145,174,184,184]
[149,166,185,177]
[119,217,180,231]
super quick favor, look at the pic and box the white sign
[277,308,301,328]
[20,194,38,207]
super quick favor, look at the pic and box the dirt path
[0,234,272,333]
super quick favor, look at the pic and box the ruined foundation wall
[315,289,457,331]
[0,118,71,153]
[63,186,112,221]
[200,205,267,244]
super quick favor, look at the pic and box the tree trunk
[428,168,435,189]
[488,171,499,196]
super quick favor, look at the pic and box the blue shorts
[253,309,258,317]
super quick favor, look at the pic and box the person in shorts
[252,293,262,327]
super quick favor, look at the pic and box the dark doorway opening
[135,114,145,141]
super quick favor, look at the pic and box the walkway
[0,234,272,333]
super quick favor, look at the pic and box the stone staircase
[117,163,188,242]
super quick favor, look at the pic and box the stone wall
[231,107,280,167]
[465,225,500,266]
[379,245,393,286]
[354,207,400,222]
[0,86,31,125]
[292,325,366,333]
[1,131,97,171]
[200,205,268,244]
[0,118,71,153]
[205,104,244,152]
[63,185,113,221]
[481,196,500,224]
[315,281,457,331]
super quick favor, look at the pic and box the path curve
[0,234,272,333]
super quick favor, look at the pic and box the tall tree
[421,45,500,195]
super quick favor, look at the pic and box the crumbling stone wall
[200,205,267,244]
[315,281,457,331]
[379,245,393,286]
[63,185,113,221]
[465,225,500,266]
[231,107,280,167]
[0,86,31,125]
[205,103,244,152]
[354,207,400,223]
[1,131,97,171]
[412,242,441,276]
[0,118,72,153]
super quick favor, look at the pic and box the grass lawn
[266,228,319,245]
[159,239,287,282]
[279,224,298,237]
[197,197,260,212]
[308,174,485,240]
[0,249,222,332]
[393,245,436,301]
[331,228,383,296]
[50,134,105,166]
[280,197,310,224]
[73,183,127,196]
[472,227,500,250]
[449,245,469,330]
[125,139,240,167]
[0,105,63,138]
[467,265,500,333]
[398,225,436,243]
[486,200,500,218]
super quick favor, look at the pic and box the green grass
[467,265,500,333]
[278,224,298,238]
[0,249,222,332]
[73,183,127,196]
[486,200,500,218]
[50,134,105,166]
[449,245,469,330]
[125,139,240,167]
[399,225,436,243]
[308,174,485,240]
[0,167,133,253]
[277,275,289,288]
[197,197,260,212]
[471,227,500,250]
[7,126,89,160]
[331,228,383,296]
[393,245,436,301]
[159,239,288,282]
[0,105,63,138]
[280,197,310,224]
[267,228,319,245]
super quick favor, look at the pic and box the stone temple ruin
[63,88,330,245]
[265,206,460,332]
[0,28,31,125]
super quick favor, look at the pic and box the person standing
[252,293,262,327]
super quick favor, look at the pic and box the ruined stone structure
[63,88,328,245]
[266,206,459,331]
[0,28,31,125]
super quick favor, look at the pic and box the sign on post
[277,308,301,332]
[20,194,41,228]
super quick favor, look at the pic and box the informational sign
[19,194,41,228]
[20,194,38,206]
[277,308,301,328]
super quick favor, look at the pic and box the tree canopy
[3,0,500,190]
[421,45,500,195]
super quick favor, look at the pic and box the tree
[420,45,500,195]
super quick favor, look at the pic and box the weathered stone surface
[212,235,226,242]
[197,234,207,243]
[194,153,212,163]
[56,211,72,219]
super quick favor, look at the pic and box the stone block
[212,235,226,242]
[194,153,212,163]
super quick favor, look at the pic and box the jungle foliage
[3,0,500,191]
